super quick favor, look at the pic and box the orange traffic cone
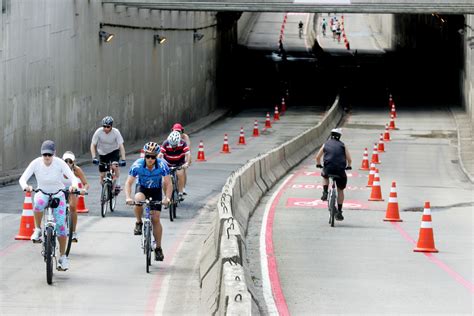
[371,143,380,164]
[383,124,391,142]
[391,104,397,118]
[252,120,259,137]
[76,180,89,213]
[359,148,369,171]
[384,181,402,222]
[377,134,385,153]
[221,134,231,153]
[368,169,384,201]
[238,127,246,145]
[140,149,145,158]
[273,105,280,121]
[366,163,376,187]
[15,191,35,240]
[413,202,438,253]
[281,98,287,113]
[265,113,272,128]
[196,140,206,161]
[388,114,396,130]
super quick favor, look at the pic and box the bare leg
[58,236,67,256]
[34,212,43,229]
[151,211,163,247]
[177,169,185,193]
[69,196,78,232]
[134,192,145,222]
[337,188,344,205]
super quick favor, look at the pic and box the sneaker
[183,188,188,196]
[321,191,328,201]
[178,193,184,202]
[154,247,164,261]
[57,255,69,271]
[30,228,42,243]
[72,232,78,243]
[114,185,121,196]
[134,222,143,235]
[336,212,344,221]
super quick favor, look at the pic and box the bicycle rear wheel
[329,191,336,227]
[110,188,117,212]
[101,183,110,217]
[45,226,54,285]
[144,222,151,273]
[65,207,73,256]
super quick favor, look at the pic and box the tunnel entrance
[232,13,465,112]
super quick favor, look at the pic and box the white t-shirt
[91,127,124,156]
[19,157,79,193]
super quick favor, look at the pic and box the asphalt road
[247,105,474,315]
[0,105,326,315]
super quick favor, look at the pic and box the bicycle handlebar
[129,200,162,206]
[31,188,88,196]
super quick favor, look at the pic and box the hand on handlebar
[126,198,134,205]
[162,197,170,207]
[345,166,352,170]
[92,157,99,165]
[119,160,126,167]
[182,163,189,169]
[24,186,33,192]
[316,164,323,169]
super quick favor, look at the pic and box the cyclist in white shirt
[90,116,126,188]
[19,140,79,271]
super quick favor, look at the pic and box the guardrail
[199,97,344,315]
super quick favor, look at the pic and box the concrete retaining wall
[0,1,232,173]
[199,98,344,315]
[463,14,473,122]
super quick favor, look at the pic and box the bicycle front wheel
[144,222,151,273]
[101,183,110,217]
[65,207,73,256]
[45,227,54,285]
[110,189,117,212]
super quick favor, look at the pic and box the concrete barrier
[199,97,344,315]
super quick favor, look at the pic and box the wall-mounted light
[193,30,204,42]
[154,34,166,44]
[99,30,114,43]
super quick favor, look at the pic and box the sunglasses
[103,125,112,129]
[42,153,53,157]
[145,155,157,160]
[65,159,74,164]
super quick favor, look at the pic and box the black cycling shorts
[321,168,347,190]
[99,149,120,172]
[135,185,162,211]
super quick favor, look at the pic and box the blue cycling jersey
[129,158,170,188]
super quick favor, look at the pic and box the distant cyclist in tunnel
[315,128,352,221]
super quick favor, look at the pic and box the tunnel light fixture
[193,30,204,42]
[154,34,166,44]
[99,30,114,43]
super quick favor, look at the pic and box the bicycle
[130,199,162,273]
[168,166,183,222]
[64,191,73,257]
[32,188,84,284]
[99,162,120,217]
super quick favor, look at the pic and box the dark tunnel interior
[230,13,466,112]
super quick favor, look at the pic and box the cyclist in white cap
[62,151,89,243]
[315,128,352,221]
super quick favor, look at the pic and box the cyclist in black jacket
[315,128,352,221]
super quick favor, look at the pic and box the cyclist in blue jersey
[125,142,172,261]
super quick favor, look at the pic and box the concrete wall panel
[0,1,225,173]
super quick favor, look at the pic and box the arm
[90,143,97,159]
[119,143,126,161]
[125,175,136,203]
[162,175,172,200]
[315,145,324,165]
[19,160,36,191]
[90,129,99,158]
[74,167,90,191]
[345,147,352,168]
[61,160,79,189]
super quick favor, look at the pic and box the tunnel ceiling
[102,1,474,14]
